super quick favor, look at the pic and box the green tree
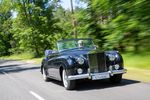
[79,0,150,52]
[11,0,61,57]
[0,0,13,56]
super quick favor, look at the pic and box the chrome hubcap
[63,70,68,88]
[43,68,47,80]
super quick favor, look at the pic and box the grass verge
[123,67,150,83]
[0,52,43,64]
[122,53,150,83]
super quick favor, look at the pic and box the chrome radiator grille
[88,52,107,73]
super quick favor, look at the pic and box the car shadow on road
[47,78,140,91]
[75,79,140,91]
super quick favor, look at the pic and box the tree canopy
[0,0,149,57]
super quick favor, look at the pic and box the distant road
[0,60,150,100]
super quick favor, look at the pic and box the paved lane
[0,60,150,100]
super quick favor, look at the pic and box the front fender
[59,56,76,68]
[58,56,77,76]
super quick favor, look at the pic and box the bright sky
[60,0,87,10]
[60,0,73,9]
[12,0,86,18]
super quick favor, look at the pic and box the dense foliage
[0,0,149,57]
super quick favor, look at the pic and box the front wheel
[62,69,76,90]
[110,74,122,83]
[42,67,50,82]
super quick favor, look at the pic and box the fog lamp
[77,68,83,74]
[114,64,120,70]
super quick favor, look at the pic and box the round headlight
[76,57,84,65]
[114,64,120,70]
[108,54,116,61]
[77,68,83,74]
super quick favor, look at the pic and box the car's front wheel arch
[59,66,63,81]
[41,65,43,74]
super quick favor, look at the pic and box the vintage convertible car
[41,38,127,90]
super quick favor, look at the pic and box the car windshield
[57,39,95,52]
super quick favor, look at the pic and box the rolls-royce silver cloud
[41,38,127,90]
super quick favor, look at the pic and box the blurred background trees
[0,0,150,57]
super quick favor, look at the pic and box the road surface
[0,60,150,100]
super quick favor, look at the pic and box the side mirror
[45,50,53,57]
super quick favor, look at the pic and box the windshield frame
[57,38,95,52]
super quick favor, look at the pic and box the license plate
[92,72,110,80]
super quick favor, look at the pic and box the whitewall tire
[62,69,75,90]
[42,67,50,82]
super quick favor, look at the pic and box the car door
[47,53,60,79]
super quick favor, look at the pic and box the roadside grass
[0,52,150,83]
[123,68,150,83]
[0,52,43,64]
[122,52,150,83]
[26,57,43,64]
[122,53,150,70]
[0,52,34,60]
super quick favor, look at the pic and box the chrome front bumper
[67,69,127,80]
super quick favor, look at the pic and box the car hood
[60,48,119,58]
[60,49,100,58]
[61,49,91,56]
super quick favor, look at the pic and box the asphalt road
[0,60,150,100]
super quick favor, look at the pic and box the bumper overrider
[67,69,127,80]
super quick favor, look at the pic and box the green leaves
[0,0,62,57]
[0,0,150,57]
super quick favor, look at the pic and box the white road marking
[30,91,45,100]
[1,71,45,100]
[1,71,16,81]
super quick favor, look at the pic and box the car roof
[57,38,93,43]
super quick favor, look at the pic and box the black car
[41,38,127,90]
